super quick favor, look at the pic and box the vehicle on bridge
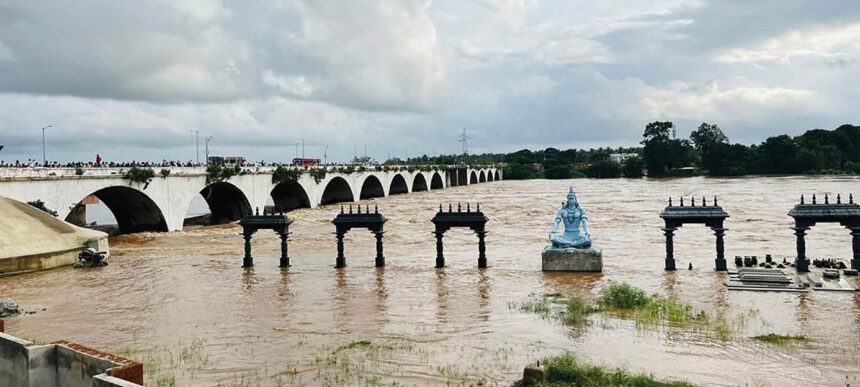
[208,156,246,166]
[292,158,321,167]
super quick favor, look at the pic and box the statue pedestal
[541,245,603,272]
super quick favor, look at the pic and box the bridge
[0,165,501,234]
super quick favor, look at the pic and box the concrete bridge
[0,165,501,234]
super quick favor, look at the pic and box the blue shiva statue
[549,187,592,249]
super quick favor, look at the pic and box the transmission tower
[458,128,470,165]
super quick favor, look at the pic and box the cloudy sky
[0,0,858,163]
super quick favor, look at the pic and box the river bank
[1,177,859,386]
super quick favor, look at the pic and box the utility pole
[458,128,470,165]
[300,138,305,160]
[189,129,199,165]
[205,136,213,165]
[41,124,52,166]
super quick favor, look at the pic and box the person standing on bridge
[95,154,102,167]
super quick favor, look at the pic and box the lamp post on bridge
[189,129,200,165]
[41,125,52,166]
[324,145,329,165]
[205,136,213,166]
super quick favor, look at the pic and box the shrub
[599,283,650,309]
[159,168,171,178]
[206,164,239,184]
[541,352,694,387]
[75,167,84,176]
[309,167,327,183]
[123,167,155,185]
[271,165,302,184]
[27,200,58,216]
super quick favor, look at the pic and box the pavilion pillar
[793,227,809,272]
[713,227,727,271]
[335,231,346,268]
[850,227,860,270]
[242,231,254,268]
[434,231,445,268]
[278,231,290,268]
[374,231,385,267]
[662,227,676,271]
[476,231,487,268]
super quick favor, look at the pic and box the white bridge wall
[0,167,501,232]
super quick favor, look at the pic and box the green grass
[599,283,650,309]
[519,283,750,342]
[752,334,810,346]
[633,296,707,326]
[537,353,694,387]
[564,297,600,325]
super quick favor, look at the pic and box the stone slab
[541,245,603,272]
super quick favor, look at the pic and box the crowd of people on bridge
[0,158,204,168]
[0,158,336,169]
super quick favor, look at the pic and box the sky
[0,0,858,164]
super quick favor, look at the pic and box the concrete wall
[0,166,501,233]
[0,332,30,387]
[0,332,143,387]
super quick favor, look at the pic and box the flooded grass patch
[752,333,810,346]
[518,283,752,342]
[535,352,694,387]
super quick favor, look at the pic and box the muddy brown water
[2,177,860,386]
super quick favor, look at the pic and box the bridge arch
[412,174,428,192]
[198,182,252,224]
[430,172,444,189]
[320,177,354,205]
[470,171,478,184]
[479,170,487,183]
[487,170,495,182]
[359,175,385,199]
[270,180,311,212]
[389,174,409,195]
[494,170,501,181]
[67,186,168,234]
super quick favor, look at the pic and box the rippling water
[2,177,860,386]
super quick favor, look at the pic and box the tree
[503,163,537,180]
[690,123,730,174]
[622,157,644,178]
[641,121,692,176]
[584,160,621,178]
[544,165,573,179]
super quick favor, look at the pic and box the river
[2,177,859,386]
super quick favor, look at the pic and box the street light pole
[41,125,52,166]
[324,145,329,165]
[189,129,200,165]
[205,136,213,166]
[300,138,305,160]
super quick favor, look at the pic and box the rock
[0,299,20,317]
[542,245,602,272]
[521,363,546,386]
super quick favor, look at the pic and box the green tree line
[408,122,859,179]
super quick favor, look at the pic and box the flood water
[2,177,860,386]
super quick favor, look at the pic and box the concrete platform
[541,245,603,272]
[0,196,109,275]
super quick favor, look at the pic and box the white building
[609,153,638,164]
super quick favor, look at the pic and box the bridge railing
[0,165,498,180]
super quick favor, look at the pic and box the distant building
[609,153,638,164]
